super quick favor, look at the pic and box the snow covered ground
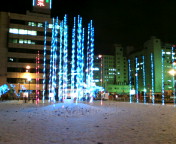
[0,100,176,144]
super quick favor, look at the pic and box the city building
[94,44,130,95]
[0,0,53,98]
[128,36,175,101]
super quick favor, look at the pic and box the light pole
[98,55,103,87]
[26,65,31,100]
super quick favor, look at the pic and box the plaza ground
[0,100,176,144]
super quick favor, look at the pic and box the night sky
[1,0,176,54]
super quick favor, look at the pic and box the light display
[76,15,83,100]
[128,59,132,103]
[86,20,95,100]
[161,50,165,105]
[135,57,139,103]
[43,15,95,102]
[36,51,40,103]
[58,21,63,101]
[171,46,176,105]
[142,56,146,104]
[71,17,76,98]
[0,84,9,96]
[42,21,47,101]
[151,53,155,104]
[63,15,68,100]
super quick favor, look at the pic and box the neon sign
[37,0,45,7]
[33,0,52,9]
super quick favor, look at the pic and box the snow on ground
[0,100,176,144]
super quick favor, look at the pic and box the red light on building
[37,0,45,7]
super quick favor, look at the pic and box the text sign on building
[33,0,52,9]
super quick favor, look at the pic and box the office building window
[9,28,37,36]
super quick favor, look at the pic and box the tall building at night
[0,0,53,96]
[128,36,175,99]
[94,44,130,94]
[95,36,176,99]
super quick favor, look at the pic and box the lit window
[27,30,37,36]
[19,39,23,44]
[24,40,28,44]
[19,29,27,35]
[38,23,43,27]
[9,58,14,62]
[28,40,31,44]
[9,28,18,34]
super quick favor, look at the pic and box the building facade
[94,44,130,94]
[0,1,53,97]
[128,36,175,100]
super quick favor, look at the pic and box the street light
[26,65,31,100]
[98,55,103,87]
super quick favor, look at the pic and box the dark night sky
[1,0,176,54]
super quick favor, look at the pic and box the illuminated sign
[37,0,45,7]
[33,0,52,9]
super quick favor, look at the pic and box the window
[9,28,37,36]
[28,22,37,27]
[38,23,43,27]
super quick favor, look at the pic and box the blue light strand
[50,0,52,9]
[86,22,90,94]
[128,59,132,103]
[81,27,85,94]
[58,21,63,101]
[71,17,76,98]
[89,20,95,99]
[135,57,139,103]
[151,53,155,104]
[53,17,59,100]
[63,15,68,100]
[42,21,47,101]
[76,15,83,100]
[48,18,54,100]
[171,46,175,105]
[142,56,146,104]
[161,50,165,105]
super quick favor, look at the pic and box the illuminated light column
[49,18,54,97]
[63,15,68,100]
[89,20,95,99]
[52,17,58,100]
[151,53,155,104]
[48,18,58,102]
[86,22,92,100]
[171,46,176,105]
[142,56,146,104]
[36,51,40,102]
[128,59,132,103]
[81,27,85,95]
[42,21,47,101]
[71,17,76,98]
[135,57,139,103]
[86,22,90,89]
[161,50,165,105]
[43,15,95,102]
[76,15,83,100]
[58,21,63,101]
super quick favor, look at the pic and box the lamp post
[26,65,31,100]
[98,55,103,87]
